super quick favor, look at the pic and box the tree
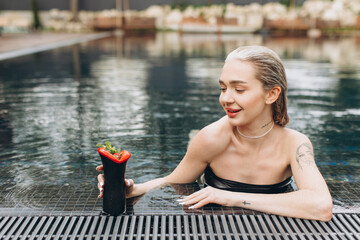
[31,0,42,30]
[70,0,79,22]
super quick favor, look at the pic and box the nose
[220,89,235,104]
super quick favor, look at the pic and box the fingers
[96,176,135,199]
[96,165,103,171]
[97,174,104,198]
[98,188,104,199]
[96,166,104,198]
[189,199,211,209]
[125,179,134,187]
[178,188,211,209]
[125,179,136,198]
[178,189,204,203]
[97,174,105,187]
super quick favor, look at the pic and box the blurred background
[0,0,359,36]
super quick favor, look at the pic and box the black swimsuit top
[204,166,293,194]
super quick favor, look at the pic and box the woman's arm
[97,122,227,199]
[179,134,333,222]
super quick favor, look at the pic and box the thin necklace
[237,121,274,139]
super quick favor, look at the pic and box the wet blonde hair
[225,46,289,126]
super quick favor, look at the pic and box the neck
[236,121,274,139]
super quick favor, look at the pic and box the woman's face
[219,60,269,126]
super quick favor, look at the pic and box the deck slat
[265,215,285,240]
[62,216,77,240]
[213,215,224,240]
[20,216,39,240]
[0,213,359,239]
[341,214,360,239]
[119,215,129,240]
[45,216,62,240]
[0,216,16,238]
[176,215,182,240]
[196,215,206,240]
[136,215,144,240]
[12,216,32,240]
[234,215,249,240]
[3,216,24,240]
[190,215,199,240]
[183,215,190,240]
[310,219,332,240]
[103,216,113,240]
[111,216,122,240]
[153,215,160,240]
[127,215,137,239]
[161,215,166,240]
[205,215,215,240]
[78,215,92,240]
[332,214,356,240]
[241,215,256,239]
[70,216,85,240]
[220,215,232,240]
[168,215,174,240]
[86,216,98,240]
[226,215,241,240]
[278,216,299,240]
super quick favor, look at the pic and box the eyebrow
[219,79,248,85]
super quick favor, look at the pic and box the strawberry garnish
[97,141,131,164]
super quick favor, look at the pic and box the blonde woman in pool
[97,46,333,221]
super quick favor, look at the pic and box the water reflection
[0,33,359,211]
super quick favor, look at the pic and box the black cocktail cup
[99,154,127,216]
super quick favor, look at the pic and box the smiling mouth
[227,109,242,113]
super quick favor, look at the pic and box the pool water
[0,33,359,214]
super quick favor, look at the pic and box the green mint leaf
[97,141,122,155]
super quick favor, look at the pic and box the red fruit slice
[98,148,131,164]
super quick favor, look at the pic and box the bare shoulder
[281,128,312,148]
[188,116,231,155]
[281,128,316,167]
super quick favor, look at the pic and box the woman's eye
[219,88,226,92]
[235,89,245,93]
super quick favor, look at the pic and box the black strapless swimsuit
[204,166,294,194]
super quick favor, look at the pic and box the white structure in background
[0,0,360,33]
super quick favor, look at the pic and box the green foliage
[221,4,227,18]
[97,141,122,155]
[280,0,291,8]
[31,0,42,30]
[170,2,215,12]
[171,2,190,12]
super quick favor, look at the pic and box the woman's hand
[96,165,137,199]
[177,186,233,209]
[96,165,105,198]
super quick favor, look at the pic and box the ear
[265,86,281,104]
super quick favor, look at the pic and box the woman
[97,46,333,221]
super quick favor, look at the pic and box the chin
[226,116,243,127]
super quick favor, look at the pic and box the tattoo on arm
[242,200,251,206]
[296,142,316,170]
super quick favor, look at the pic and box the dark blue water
[0,33,359,211]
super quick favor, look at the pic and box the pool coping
[0,31,113,61]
